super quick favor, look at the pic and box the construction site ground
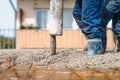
[0,49,120,80]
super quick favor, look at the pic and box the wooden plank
[0,65,120,80]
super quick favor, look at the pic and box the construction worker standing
[73,0,104,55]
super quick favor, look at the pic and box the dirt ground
[0,49,120,69]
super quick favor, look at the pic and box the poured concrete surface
[0,49,120,69]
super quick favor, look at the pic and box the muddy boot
[87,39,104,56]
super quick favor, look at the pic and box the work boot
[87,39,103,56]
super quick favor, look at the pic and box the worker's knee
[106,0,120,13]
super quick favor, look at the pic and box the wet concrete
[0,49,120,69]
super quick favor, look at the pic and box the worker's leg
[82,0,104,55]
[102,0,120,26]
[112,13,120,38]
[106,0,120,14]
[112,12,120,51]
[81,0,104,39]
[100,0,120,52]
[101,0,120,52]
[102,0,120,25]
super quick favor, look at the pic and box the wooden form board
[0,65,120,80]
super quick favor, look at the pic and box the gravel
[0,49,120,69]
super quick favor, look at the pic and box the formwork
[0,64,120,80]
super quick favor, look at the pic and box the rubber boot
[87,39,103,56]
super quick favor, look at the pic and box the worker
[101,0,120,52]
[73,0,104,55]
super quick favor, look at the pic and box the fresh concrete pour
[0,49,120,69]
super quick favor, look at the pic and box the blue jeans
[102,0,120,29]
[107,0,120,38]
[112,13,120,38]
[73,0,104,39]
[101,0,120,48]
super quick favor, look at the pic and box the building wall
[16,29,113,49]
[17,0,75,29]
